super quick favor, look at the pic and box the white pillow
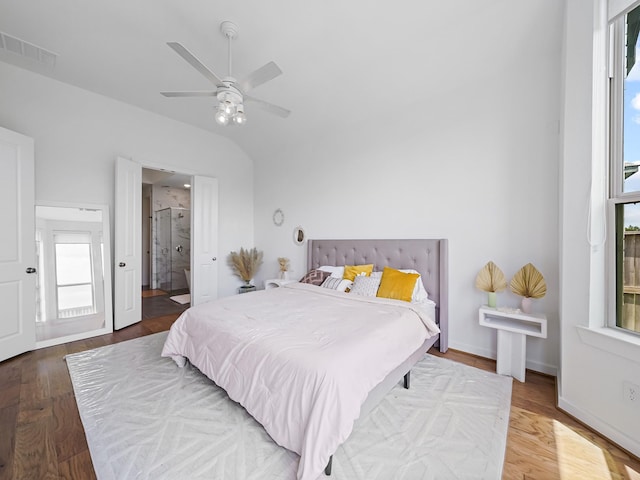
[349,275,382,297]
[318,265,345,278]
[320,276,352,292]
[371,269,429,302]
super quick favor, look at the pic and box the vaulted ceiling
[0,0,541,162]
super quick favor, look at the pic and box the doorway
[114,157,219,330]
[141,168,192,319]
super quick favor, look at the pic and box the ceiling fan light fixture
[215,107,229,126]
[233,106,247,126]
[221,99,235,115]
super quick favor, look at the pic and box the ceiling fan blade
[244,95,291,118]
[161,91,217,97]
[239,61,283,92]
[167,42,223,86]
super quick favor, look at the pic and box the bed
[161,238,448,480]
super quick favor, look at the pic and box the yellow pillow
[342,264,374,281]
[377,267,420,302]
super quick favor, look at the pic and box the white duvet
[161,282,439,480]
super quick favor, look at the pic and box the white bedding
[161,282,439,480]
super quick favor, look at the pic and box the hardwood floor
[1,314,639,479]
[429,349,640,480]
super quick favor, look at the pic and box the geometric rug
[65,332,512,480]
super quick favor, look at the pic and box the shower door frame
[152,206,190,294]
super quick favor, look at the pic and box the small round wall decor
[272,208,284,226]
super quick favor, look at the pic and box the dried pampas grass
[228,247,263,283]
[278,257,290,272]
[510,263,546,299]
[475,261,507,293]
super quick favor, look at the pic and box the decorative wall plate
[272,208,284,226]
[293,226,305,245]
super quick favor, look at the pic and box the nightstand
[478,306,547,382]
[264,278,296,289]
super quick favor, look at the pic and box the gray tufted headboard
[307,238,448,352]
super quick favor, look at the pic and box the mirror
[293,226,305,245]
[35,203,113,346]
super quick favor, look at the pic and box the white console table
[264,278,297,289]
[478,306,547,382]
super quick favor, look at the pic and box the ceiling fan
[161,21,290,126]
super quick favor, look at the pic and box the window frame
[52,232,97,319]
[609,2,640,337]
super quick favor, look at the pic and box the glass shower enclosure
[153,207,190,293]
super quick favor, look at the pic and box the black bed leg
[325,455,333,476]
[404,371,410,389]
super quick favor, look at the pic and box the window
[612,3,640,334]
[53,232,96,318]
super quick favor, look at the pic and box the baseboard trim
[449,341,558,377]
[558,396,640,459]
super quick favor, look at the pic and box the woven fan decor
[510,263,546,299]
[475,261,507,293]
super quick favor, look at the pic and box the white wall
[0,61,254,297]
[559,0,640,457]
[254,1,563,375]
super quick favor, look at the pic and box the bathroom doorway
[141,168,192,318]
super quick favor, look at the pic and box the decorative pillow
[372,269,428,302]
[342,264,374,281]
[400,269,430,303]
[299,269,331,286]
[349,275,382,297]
[318,265,345,278]
[376,267,420,302]
[320,276,352,292]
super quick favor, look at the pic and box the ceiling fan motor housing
[217,79,243,106]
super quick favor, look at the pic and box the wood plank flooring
[1,314,639,479]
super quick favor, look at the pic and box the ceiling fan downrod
[220,21,238,78]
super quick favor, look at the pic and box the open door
[0,127,35,362]
[191,175,218,306]
[114,156,142,330]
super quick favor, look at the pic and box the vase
[521,296,532,314]
[487,291,497,308]
[279,271,289,280]
[239,280,255,294]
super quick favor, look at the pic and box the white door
[0,127,35,362]
[114,156,142,329]
[191,175,218,306]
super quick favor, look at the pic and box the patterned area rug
[65,332,512,480]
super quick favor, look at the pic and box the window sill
[576,326,640,364]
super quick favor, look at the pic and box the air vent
[0,31,57,70]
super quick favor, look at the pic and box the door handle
[212,257,217,261]
[26,267,36,274]
[119,262,126,267]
